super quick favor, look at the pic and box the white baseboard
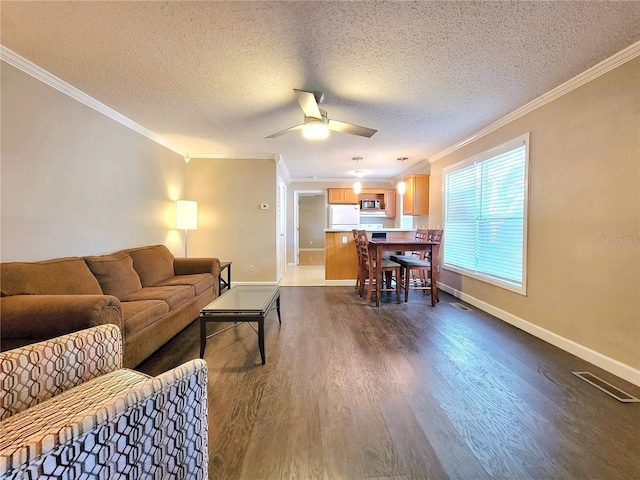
[438,283,640,387]
[299,248,325,252]
[287,262,296,267]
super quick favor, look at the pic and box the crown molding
[289,177,394,184]
[189,153,277,160]
[423,39,640,167]
[1,45,185,156]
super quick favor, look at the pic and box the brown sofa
[0,245,220,367]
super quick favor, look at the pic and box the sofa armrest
[174,257,221,296]
[0,324,123,420]
[173,257,220,277]
[0,294,123,344]
[0,359,208,478]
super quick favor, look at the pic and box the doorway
[294,190,326,266]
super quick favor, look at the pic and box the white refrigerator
[329,204,360,229]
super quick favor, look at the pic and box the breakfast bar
[324,228,416,282]
[367,238,440,307]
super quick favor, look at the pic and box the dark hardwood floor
[137,287,640,480]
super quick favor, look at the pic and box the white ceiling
[2,1,639,181]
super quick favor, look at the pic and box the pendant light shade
[397,157,407,195]
[353,157,363,194]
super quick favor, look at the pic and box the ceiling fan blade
[265,123,303,139]
[328,120,377,138]
[294,89,322,120]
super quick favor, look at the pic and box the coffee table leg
[258,317,266,365]
[199,317,206,358]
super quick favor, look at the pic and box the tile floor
[279,266,325,286]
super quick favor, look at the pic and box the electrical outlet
[310,241,313,245]
[342,236,347,244]
[260,204,269,210]
[249,264,255,272]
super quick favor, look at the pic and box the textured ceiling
[2,1,639,180]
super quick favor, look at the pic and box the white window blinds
[443,134,529,294]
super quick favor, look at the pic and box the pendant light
[397,157,407,194]
[353,157,363,194]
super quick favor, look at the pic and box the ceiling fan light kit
[302,118,329,140]
[266,89,377,140]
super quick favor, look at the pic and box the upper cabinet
[328,187,398,217]
[384,189,396,218]
[328,188,358,204]
[403,174,430,215]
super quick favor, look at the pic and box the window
[443,133,529,294]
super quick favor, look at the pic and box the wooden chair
[352,229,366,292]
[392,229,443,302]
[357,233,401,304]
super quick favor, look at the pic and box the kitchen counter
[324,229,416,282]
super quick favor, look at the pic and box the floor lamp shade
[175,200,198,230]
[176,200,197,257]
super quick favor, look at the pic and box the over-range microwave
[361,199,381,209]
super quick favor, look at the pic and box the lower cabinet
[325,232,358,280]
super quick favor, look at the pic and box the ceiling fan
[265,89,377,139]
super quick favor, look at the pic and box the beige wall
[186,158,277,282]
[1,63,186,261]
[429,58,640,371]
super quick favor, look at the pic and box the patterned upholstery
[0,324,122,420]
[0,326,208,479]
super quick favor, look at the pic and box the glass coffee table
[199,285,281,365]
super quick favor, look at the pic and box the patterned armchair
[0,324,208,479]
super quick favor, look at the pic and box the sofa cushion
[0,257,102,296]
[84,251,142,299]
[121,300,170,337]
[127,245,175,287]
[154,274,214,296]
[121,285,194,311]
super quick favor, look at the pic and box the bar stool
[393,229,442,302]
[357,233,401,304]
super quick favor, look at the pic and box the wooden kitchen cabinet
[328,188,358,204]
[384,189,396,218]
[403,174,430,215]
[357,188,396,217]
[325,231,359,280]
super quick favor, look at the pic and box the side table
[219,261,231,293]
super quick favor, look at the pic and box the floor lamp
[175,200,198,257]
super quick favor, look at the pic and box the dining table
[367,238,441,307]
